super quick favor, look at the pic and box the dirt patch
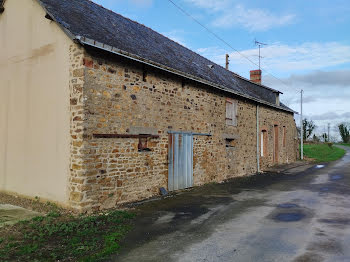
[318,218,350,226]
[307,239,343,254]
[0,204,41,228]
[0,209,135,262]
[0,192,72,215]
[293,252,323,262]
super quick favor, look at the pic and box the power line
[166,0,301,94]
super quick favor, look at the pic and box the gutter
[75,36,295,114]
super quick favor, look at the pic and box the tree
[322,133,328,142]
[303,119,316,141]
[338,123,350,143]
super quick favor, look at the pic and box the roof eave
[76,36,294,114]
[35,0,293,114]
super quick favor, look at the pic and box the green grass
[339,143,350,148]
[303,143,346,162]
[0,209,135,262]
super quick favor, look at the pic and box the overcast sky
[93,0,350,139]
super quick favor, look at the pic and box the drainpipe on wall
[256,105,260,173]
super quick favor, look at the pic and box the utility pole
[225,54,229,70]
[328,123,330,142]
[254,40,267,70]
[300,90,304,160]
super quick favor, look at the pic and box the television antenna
[254,39,267,70]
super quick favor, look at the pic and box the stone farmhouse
[0,0,299,211]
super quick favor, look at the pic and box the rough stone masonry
[67,46,298,211]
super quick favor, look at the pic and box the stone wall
[68,44,87,208]
[259,107,298,170]
[68,49,298,211]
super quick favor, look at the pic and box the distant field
[303,144,346,162]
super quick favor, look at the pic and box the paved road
[114,146,350,262]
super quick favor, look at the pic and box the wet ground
[113,146,350,262]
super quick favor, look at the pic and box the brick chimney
[250,70,262,85]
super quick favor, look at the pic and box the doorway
[168,133,193,191]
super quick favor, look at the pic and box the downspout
[256,105,260,173]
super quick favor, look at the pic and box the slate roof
[36,0,293,112]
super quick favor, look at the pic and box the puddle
[316,165,325,169]
[311,174,329,184]
[307,240,342,253]
[329,174,344,181]
[277,203,299,209]
[155,212,175,224]
[273,212,305,222]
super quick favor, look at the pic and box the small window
[225,138,236,148]
[138,137,151,152]
[261,130,268,157]
[226,99,237,126]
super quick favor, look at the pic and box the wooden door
[274,125,279,164]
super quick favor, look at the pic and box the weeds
[0,210,135,261]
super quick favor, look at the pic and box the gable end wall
[0,0,78,204]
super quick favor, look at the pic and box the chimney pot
[250,70,262,85]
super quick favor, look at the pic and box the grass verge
[304,143,346,162]
[339,143,350,148]
[0,208,135,262]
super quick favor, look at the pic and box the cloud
[196,44,350,120]
[285,70,350,87]
[264,69,350,103]
[184,0,231,12]
[309,112,350,121]
[197,42,350,76]
[184,0,295,31]
[212,5,295,31]
[162,30,187,47]
[283,95,318,106]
